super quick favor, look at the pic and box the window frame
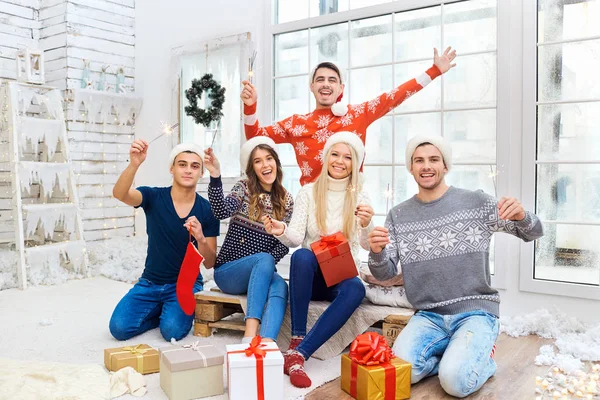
[263,0,513,289]
[520,0,600,300]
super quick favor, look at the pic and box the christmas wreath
[184,73,226,128]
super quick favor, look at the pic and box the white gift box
[226,341,284,400]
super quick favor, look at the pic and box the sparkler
[488,165,498,198]
[149,121,179,144]
[384,183,393,215]
[248,50,257,84]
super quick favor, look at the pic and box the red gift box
[310,232,357,287]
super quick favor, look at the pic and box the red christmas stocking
[176,231,204,315]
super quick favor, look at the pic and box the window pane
[351,0,391,9]
[350,15,393,67]
[536,164,600,223]
[537,102,600,162]
[309,0,349,18]
[394,167,419,205]
[394,113,441,164]
[444,0,497,53]
[276,143,297,166]
[349,65,393,105]
[282,166,302,198]
[394,60,442,112]
[535,223,600,285]
[445,165,496,197]
[538,0,600,43]
[275,30,309,76]
[310,23,349,72]
[274,76,309,121]
[363,166,393,215]
[395,6,441,62]
[538,40,600,102]
[276,0,308,24]
[180,46,241,177]
[364,116,393,164]
[444,53,497,109]
[445,109,496,163]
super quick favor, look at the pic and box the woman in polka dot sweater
[264,131,375,388]
[204,137,294,343]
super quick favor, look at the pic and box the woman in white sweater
[264,131,374,388]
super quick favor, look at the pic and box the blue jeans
[290,248,365,360]
[214,253,288,341]
[109,278,202,342]
[393,310,500,398]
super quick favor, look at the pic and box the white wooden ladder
[2,81,88,289]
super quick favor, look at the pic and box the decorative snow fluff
[17,117,64,159]
[24,204,78,239]
[0,248,18,290]
[502,308,600,374]
[86,235,147,283]
[73,89,142,125]
[19,162,69,198]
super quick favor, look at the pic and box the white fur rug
[0,358,110,400]
[0,277,341,399]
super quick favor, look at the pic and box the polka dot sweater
[208,176,294,268]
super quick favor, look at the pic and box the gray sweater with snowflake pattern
[368,187,544,317]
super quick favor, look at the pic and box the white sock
[241,336,254,344]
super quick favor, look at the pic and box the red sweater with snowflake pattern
[244,65,441,185]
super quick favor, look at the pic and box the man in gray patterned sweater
[367,135,543,398]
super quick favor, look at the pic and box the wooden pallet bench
[193,290,412,345]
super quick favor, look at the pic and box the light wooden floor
[306,334,551,399]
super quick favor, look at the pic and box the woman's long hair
[313,143,361,238]
[245,144,287,222]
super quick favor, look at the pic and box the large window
[271,1,499,267]
[533,0,600,286]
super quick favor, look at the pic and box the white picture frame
[16,49,45,85]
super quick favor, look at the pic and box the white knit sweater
[276,175,373,269]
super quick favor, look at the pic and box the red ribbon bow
[349,332,394,366]
[244,336,267,358]
[226,336,279,400]
[349,333,397,400]
[316,233,344,251]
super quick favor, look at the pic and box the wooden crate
[382,314,412,345]
[193,289,413,342]
[193,290,246,337]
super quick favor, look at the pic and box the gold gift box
[104,344,159,374]
[341,354,411,400]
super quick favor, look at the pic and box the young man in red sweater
[241,47,457,185]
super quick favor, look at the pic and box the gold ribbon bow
[111,344,149,371]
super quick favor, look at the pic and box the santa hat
[168,142,203,167]
[405,135,453,172]
[323,131,365,166]
[240,136,278,170]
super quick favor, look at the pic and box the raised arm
[112,140,147,207]
[355,47,457,124]
[205,148,244,220]
[241,80,294,143]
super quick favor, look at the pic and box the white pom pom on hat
[168,142,203,167]
[405,135,453,172]
[323,131,365,166]
[331,92,348,117]
[239,136,278,170]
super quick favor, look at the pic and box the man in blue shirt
[109,139,220,341]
